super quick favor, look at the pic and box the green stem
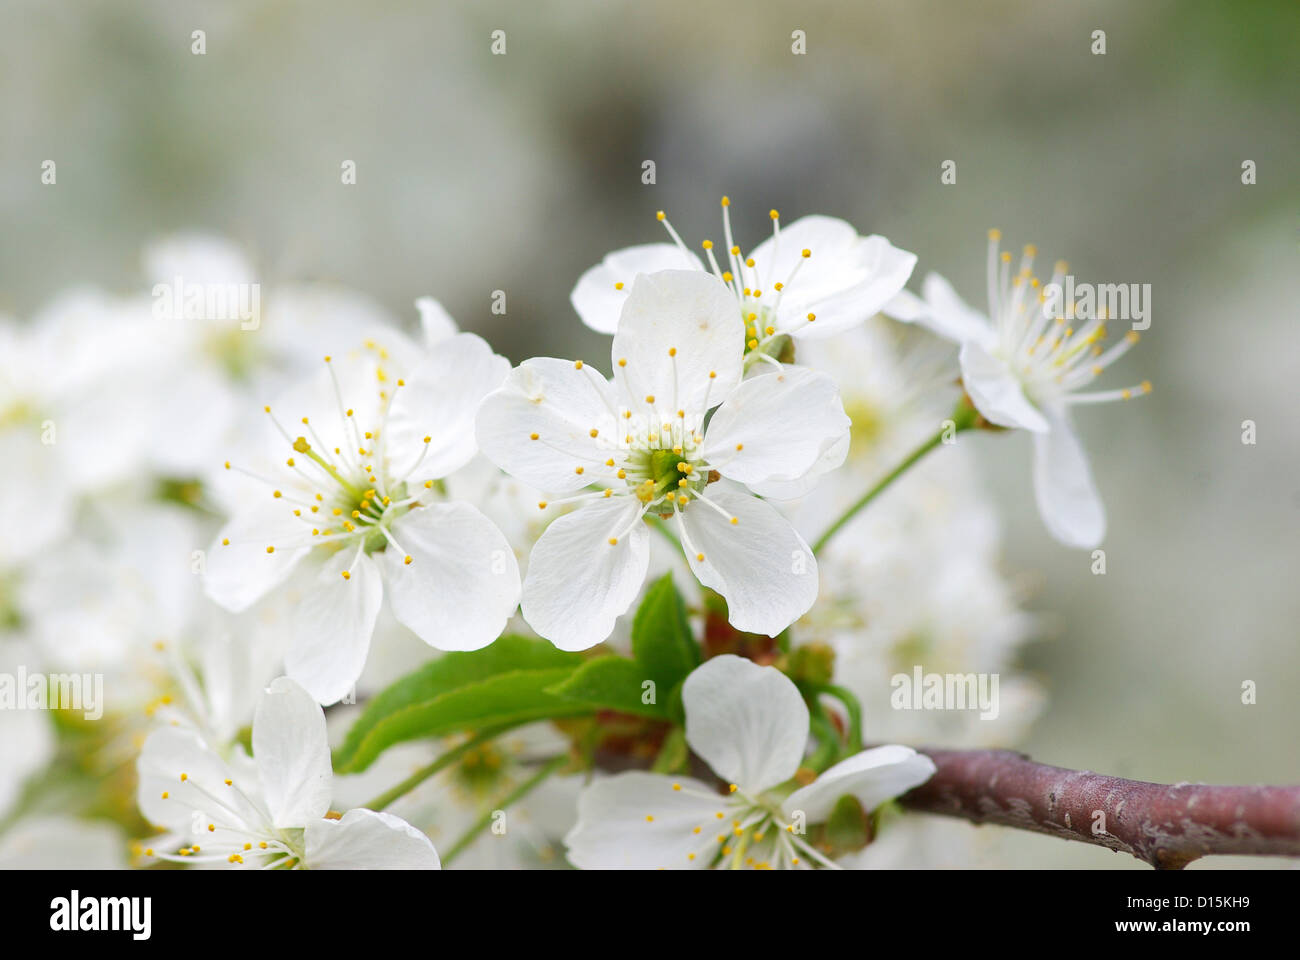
[441,753,570,867]
[362,725,519,812]
[811,402,977,556]
[810,683,864,753]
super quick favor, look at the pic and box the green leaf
[546,656,666,719]
[630,573,699,692]
[334,635,585,772]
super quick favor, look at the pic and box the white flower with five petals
[204,308,520,704]
[137,677,440,869]
[476,270,850,650]
[571,198,916,364]
[887,231,1151,548]
[563,655,936,869]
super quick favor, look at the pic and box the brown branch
[896,747,1300,869]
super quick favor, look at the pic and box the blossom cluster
[0,201,1148,869]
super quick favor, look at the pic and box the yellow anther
[530,432,539,440]
[618,357,627,367]
[687,853,696,861]
[645,814,654,822]
[1141,380,1152,393]
[769,209,779,219]
[728,784,738,793]
[729,517,739,525]
[656,211,665,221]
[722,271,733,282]
[672,783,681,791]
[590,428,599,437]
[730,245,740,255]
[341,571,351,580]
[720,196,730,207]
[424,480,434,488]
[574,360,584,370]
[645,395,655,404]
[801,248,811,258]
[404,555,413,565]
[696,552,704,561]
[1023,244,1037,257]
[537,501,548,510]
[609,537,619,546]
[1126,330,1140,343]
[745,258,755,268]
[161,791,169,799]
[224,779,232,786]
[1001,251,1012,263]
[265,546,275,554]
[575,466,585,475]
[748,339,758,349]
[221,538,230,546]
[702,240,713,250]
[616,469,626,479]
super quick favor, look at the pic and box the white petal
[521,496,649,651]
[253,677,334,828]
[680,484,818,637]
[305,809,441,869]
[284,551,383,706]
[703,366,850,488]
[415,296,459,346]
[135,726,235,834]
[612,270,743,414]
[781,745,936,822]
[881,288,927,322]
[475,357,619,493]
[917,272,998,346]
[563,772,725,869]
[381,502,520,651]
[205,500,310,612]
[959,340,1049,432]
[1033,406,1106,548]
[748,218,916,337]
[386,333,511,480]
[682,655,808,793]
[745,429,850,500]
[571,243,704,335]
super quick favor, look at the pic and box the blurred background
[1,0,1296,867]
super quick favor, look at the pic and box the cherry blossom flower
[563,655,935,869]
[204,310,520,703]
[136,677,440,869]
[571,198,916,367]
[887,231,1151,547]
[476,270,850,650]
